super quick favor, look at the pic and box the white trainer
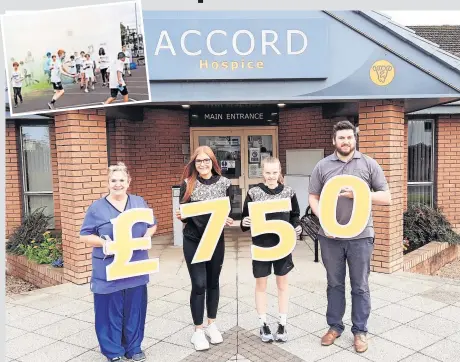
[191,328,210,351]
[205,322,223,344]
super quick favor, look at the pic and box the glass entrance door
[190,127,278,220]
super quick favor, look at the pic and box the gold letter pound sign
[106,208,159,281]
[249,199,297,262]
[318,175,372,238]
[180,197,231,264]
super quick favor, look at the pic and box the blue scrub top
[80,194,157,294]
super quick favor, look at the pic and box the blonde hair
[261,156,284,184]
[108,162,131,181]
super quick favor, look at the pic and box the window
[20,125,55,228]
[407,119,435,207]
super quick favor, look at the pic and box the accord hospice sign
[144,18,329,80]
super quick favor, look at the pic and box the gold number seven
[249,199,297,262]
[318,175,372,238]
[106,208,159,281]
[180,197,231,264]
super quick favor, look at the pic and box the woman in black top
[175,146,233,351]
[240,157,302,344]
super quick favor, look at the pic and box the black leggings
[101,68,108,83]
[13,87,23,105]
[183,236,225,325]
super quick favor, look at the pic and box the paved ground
[5,228,460,361]
[8,65,150,115]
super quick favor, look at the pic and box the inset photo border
[2,0,151,116]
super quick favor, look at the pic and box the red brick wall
[6,121,23,237]
[107,118,134,168]
[54,109,108,284]
[403,242,459,275]
[279,106,335,171]
[437,116,460,232]
[108,108,189,235]
[359,100,405,273]
[6,254,64,288]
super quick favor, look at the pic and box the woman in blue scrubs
[80,162,157,362]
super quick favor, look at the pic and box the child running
[82,53,95,93]
[47,50,76,110]
[98,47,110,87]
[44,52,52,84]
[11,62,24,108]
[67,55,77,83]
[79,51,86,89]
[240,156,302,343]
[104,52,129,104]
[74,51,82,76]
[122,45,132,76]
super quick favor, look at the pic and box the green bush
[6,207,53,255]
[18,231,63,265]
[403,203,460,254]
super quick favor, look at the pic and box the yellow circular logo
[370,60,395,86]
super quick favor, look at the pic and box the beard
[335,144,355,157]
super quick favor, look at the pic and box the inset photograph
[2,0,150,116]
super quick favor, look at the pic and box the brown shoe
[354,334,368,353]
[321,329,341,346]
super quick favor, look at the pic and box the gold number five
[180,197,231,264]
[106,208,159,281]
[249,199,296,262]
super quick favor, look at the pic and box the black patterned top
[179,175,232,243]
[240,183,301,247]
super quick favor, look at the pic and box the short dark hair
[13,62,19,67]
[333,120,356,139]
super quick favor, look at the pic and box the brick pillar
[359,100,404,273]
[403,121,408,212]
[437,116,460,232]
[49,120,62,230]
[54,109,108,284]
[5,121,23,237]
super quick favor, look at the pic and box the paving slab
[5,230,459,362]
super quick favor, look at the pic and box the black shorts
[110,86,128,98]
[252,253,294,278]
[52,82,63,90]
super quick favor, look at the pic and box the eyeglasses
[195,158,211,165]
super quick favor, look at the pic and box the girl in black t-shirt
[175,146,233,351]
[241,157,302,343]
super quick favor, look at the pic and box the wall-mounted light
[277,103,286,108]
[181,105,190,109]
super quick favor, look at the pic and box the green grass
[20,81,52,94]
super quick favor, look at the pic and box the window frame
[19,123,55,229]
[406,117,436,208]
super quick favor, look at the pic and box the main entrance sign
[144,18,329,80]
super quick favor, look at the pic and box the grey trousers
[318,235,374,335]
